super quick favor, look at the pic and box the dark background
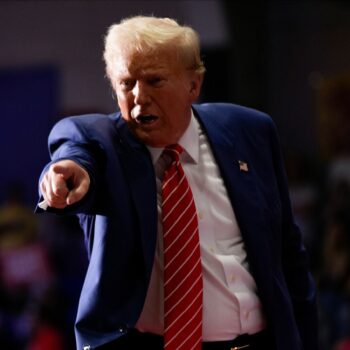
[1,1,350,349]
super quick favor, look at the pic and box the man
[37,16,318,350]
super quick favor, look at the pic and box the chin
[144,140,168,148]
[134,132,168,148]
[144,137,175,148]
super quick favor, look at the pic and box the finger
[51,163,73,180]
[39,179,51,209]
[40,178,47,199]
[51,172,69,197]
[41,173,69,208]
[40,173,53,202]
[66,177,90,205]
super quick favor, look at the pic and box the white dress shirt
[136,112,266,340]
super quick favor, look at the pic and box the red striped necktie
[162,144,203,350]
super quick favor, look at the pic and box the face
[112,46,203,147]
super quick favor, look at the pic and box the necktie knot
[163,144,183,162]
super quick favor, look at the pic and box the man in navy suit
[38,16,318,350]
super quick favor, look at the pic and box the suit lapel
[193,106,272,286]
[114,117,158,275]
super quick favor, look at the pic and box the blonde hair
[103,16,205,83]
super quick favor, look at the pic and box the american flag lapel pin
[238,160,249,172]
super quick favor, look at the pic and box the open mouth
[135,114,159,125]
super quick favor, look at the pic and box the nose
[132,81,150,106]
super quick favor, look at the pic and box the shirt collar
[147,110,199,165]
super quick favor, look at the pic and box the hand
[40,159,90,209]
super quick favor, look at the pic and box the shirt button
[198,211,204,220]
[209,246,215,253]
[244,310,250,319]
[230,274,235,282]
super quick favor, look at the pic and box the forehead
[114,47,182,77]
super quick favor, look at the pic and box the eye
[148,76,164,86]
[120,79,135,91]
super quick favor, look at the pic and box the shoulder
[193,102,275,133]
[50,112,121,142]
[194,102,270,121]
[53,112,120,131]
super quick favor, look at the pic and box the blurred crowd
[317,161,350,350]
[288,154,350,350]
[0,183,87,350]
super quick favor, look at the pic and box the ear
[189,73,204,102]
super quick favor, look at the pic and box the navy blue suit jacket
[38,103,318,350]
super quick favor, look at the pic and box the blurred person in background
[0,182,54,349]
[318,181,350,350]
[37,16,318,350]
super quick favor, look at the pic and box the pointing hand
[40,159,90,209]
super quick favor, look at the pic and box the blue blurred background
[1,1,350,349]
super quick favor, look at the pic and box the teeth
[136,115,158,124]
